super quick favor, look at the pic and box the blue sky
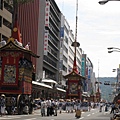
[55,0,120,77]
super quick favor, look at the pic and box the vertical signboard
[88,68,91,80]
[45,1,50,27]
[81,58,85,76]
[60,27,64,38]
[44,30,49,55]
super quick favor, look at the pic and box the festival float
[0,20,39,114]
[64,0,86,100]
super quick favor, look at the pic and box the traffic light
[104,81,110,85]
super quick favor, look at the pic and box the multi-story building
[60,14,83,87]
[59,14,69,86]
[0,0,12,41]
[17,0,61,83]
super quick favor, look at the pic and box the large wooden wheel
[17,94,24,115]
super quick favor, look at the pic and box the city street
[0,107,113,120]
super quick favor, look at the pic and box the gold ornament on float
[13,27,18,32]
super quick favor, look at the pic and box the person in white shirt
[46,98,51,116]
[41,99,46,116]
[59,99,63,113]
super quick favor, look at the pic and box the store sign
[44,30,49,55]
[45,1,50,27]
[81,58,85,76]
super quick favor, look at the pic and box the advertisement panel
[81,58,85,76]
[44,30,49,55]
[45,1,50,27]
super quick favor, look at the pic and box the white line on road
[92,113,95,114]
[0,118,12,119]
[0,116,21,119]
[87,114,91,116]
[80,117,84,119]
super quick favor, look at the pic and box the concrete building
[17,0,61,83]
[60,14,82,87]
[0,0,12,41]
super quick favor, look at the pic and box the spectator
[0,94,6,116]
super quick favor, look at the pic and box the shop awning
[32,81,52,89]
[57,88,66,92]
[41,79,58,84]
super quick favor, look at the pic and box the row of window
[63,55,67,63]
[44,55,57,68]
[63,65,67,72]
[48,45,57,58]
[4,1,13,13]
[63,44,68,54]
[49,22,58,37]
[49,0,60,22]
[50,12,59,28]
[48,34,58,47]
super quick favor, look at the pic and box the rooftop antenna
[71,0,80,73]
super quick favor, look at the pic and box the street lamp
[99,0,120,5]
[107,47,120,53]
[98,0,109,5]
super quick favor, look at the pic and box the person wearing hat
[0,94,6,116]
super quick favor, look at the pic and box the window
[4,1,13,13]
[3,18,12,29]
[65,36,68,44]
[63,55,67,63]
[0,0,3,10]
[2,35,8,42]
[63,45,68,54]
[63,65,67,72]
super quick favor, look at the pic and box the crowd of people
[1,95,120,118]
[34,98,99,117]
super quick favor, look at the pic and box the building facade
[17,0,61,83]
[0,0,12,41]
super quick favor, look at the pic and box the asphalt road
[0,107,113,120]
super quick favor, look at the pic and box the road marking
[0,116,21,119]
[80,117,84,119]
[92,113,95,114]
[24,118,36,120]
[87,114,91,116]
[0,118,12,119]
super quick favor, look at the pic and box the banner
[45,1,50,27]
[44,30,49,55]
